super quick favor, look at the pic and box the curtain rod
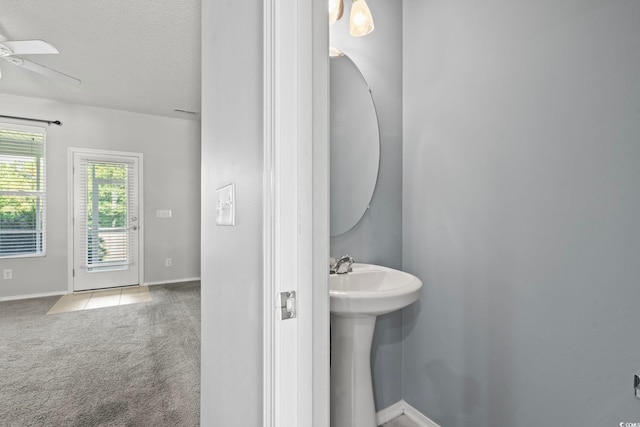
[0,114,62,126]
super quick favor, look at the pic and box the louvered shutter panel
[0,125,46,257]
[77,158,136,271]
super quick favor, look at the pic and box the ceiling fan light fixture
[0,44,12,57]
[0,36,80,85]
[5,57,23,66]
[350,0,374,37]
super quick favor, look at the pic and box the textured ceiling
[0,0,201,120]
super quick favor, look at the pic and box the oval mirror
[330,54,380,236]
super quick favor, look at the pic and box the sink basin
[329,263,422,316]
[329,263,422,427]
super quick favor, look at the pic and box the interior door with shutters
[72,151,140,291]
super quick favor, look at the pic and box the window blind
[77,158,136,271]
[0,125,46,257]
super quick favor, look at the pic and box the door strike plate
[278,291,297,320]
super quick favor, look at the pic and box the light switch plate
[216,183,235,226]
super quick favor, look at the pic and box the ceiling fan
[0,35,81,85]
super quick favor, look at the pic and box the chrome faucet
[330,255,355,275]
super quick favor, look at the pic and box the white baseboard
[0,290,66,302]
[377,400,440,427]
[0,278,201,301]
[377,400,405,425]
[403,401,440,427]
[144,277,201,286]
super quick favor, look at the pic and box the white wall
[200,0,263,425]
[403,1,640,425]
[0,93,201,299]
[330,0,404,410]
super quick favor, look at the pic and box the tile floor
[46,286,152,314]
[381,415,420,427]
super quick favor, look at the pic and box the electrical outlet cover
[216,183,235,226]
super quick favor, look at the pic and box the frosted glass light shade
[329,47,344,57]
[329,0,344,25]
[350,0,374,37]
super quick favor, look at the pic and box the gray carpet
[0,282,200,427]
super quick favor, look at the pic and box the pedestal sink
[330,263,422,427]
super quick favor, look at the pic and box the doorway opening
[68,148,143,292]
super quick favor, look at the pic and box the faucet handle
[334,255,355,274]
[342,255,355,263]
[329,257,337,274]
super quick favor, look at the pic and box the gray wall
[403,0,640,426]
[200,0,263,425]
[0,93,201,299]
[330,0,404,410]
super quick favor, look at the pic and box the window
[0,124,46,258]
[79,160,132,270]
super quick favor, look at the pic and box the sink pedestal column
[331,313,377,427]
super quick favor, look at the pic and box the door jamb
[67,147,145,293]
[262,0,329,426]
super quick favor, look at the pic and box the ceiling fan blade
[16,58,80,85]
[0,40,59,55]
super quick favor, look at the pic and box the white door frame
[67,147,145,293]
[263,0,329,426]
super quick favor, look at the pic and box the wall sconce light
[329,47,344,57]
[329,0,344,25]
[350,0,374,37]
[329,0,374,37]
